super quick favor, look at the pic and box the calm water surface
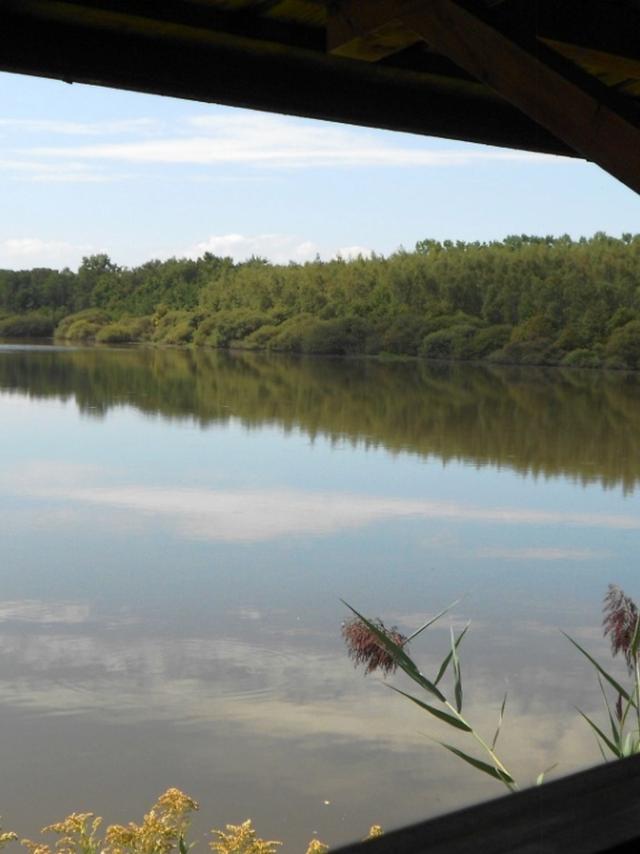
[0,345,639,847]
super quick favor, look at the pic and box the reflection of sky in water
[0,381,638,848]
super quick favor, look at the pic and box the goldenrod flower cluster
[0,826,18,851]
[210,821,280,854]
[106,787,200,854]
[20,790,198,854]
[12,790,381,854]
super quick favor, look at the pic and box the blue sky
[2,69,640,270]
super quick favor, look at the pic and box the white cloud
[0,237,92,267]
[0,157,116,183]
[183,233,376,264]
[184,232,320,263]
[0,117,159,136]
[27,111,566,169]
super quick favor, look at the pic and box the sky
[2,70,640,270]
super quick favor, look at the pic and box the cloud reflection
[18,481,640,542]
[0,613,603,782]
[476,547,606,561]
[0,599,90,624]
[0,593,617,831]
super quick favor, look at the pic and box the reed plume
[342,617,407,676]
[602,584,639,673]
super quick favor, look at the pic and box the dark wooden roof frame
[328,0,640,192]
[2,0,640,193]
[0,0,573,156]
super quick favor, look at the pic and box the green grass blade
[622,732,637,757]
[596,675,621,750]
[434,623,469,686]
[535,763,557,786]
[388,685,471,731]
[491,693,508,750]
[179,836,188,854]
[631,615,640,660]
[342,602,445,701]
[563,632,633,705]
[438,742,515,784]
[577,709,621,757]
[450,626,463,712]
[404,599,460,644]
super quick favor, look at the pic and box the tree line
[2,232,640,369]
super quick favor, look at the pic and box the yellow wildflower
[20,843,52,854]
[365,826,383,840]
[104,789,198,854]
[0,827,17,850]
[209,821,281,854]
[22,812,103,854]
[156,790,199,818]
[305,839,328,854]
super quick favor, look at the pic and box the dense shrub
[193,309,273,347]
[489,338,557,366]
[561,348,603,369]
[265,314,317,352]
[95,316,153,343]
[606,307,638,336]
[381,315,430,355]
[421,324,478,360]
[56,309,110,340]
[235,324,280,350]
[151,310,202,344]
[510,314,556,343]
[467,324,512,359]
[0,313,55,337]
[300,316,371,355]
[605,320,640,370]
[554,324,590,352]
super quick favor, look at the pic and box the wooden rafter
[328,0,640,193]
[0,4,573,156]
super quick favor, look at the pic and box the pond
[0,344,639,848]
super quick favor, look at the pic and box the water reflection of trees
[2,346,639,491]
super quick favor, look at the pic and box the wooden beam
[534,0,640,71]
[495,1,640,91]
[0,7,573,157]
[328,0,640,194]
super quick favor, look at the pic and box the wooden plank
[542,41,640,91]
[332,755,640,854]
[534,0,640,71]
[0,7,573,156]
[328,0,640,193]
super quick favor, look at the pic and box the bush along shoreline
[2,233,640,370]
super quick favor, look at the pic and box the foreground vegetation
[2,233,640,369]
[343,584,640,789]
[1,789,382,853]
[0,585,635,848]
